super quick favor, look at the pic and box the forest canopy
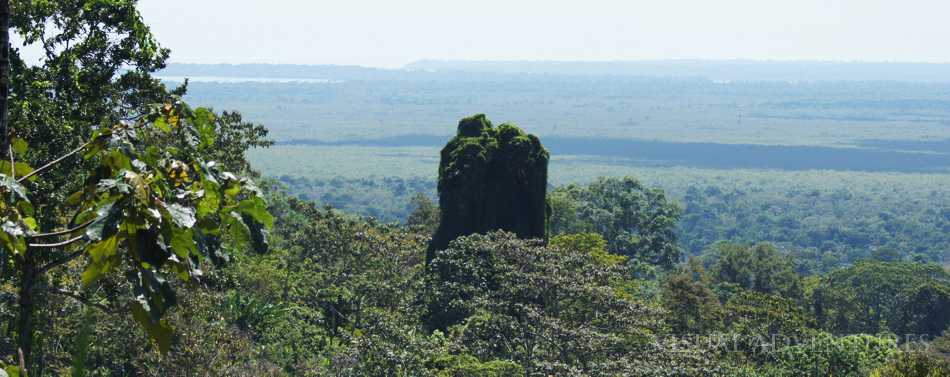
[0,1,948,377]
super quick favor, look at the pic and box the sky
[136,0,950,68]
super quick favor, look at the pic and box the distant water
[157,76,342,84]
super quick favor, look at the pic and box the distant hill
[405,60,950,82]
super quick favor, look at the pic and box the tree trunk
[0,0,10,154]
[16,252,36,371]
[1,0,25,369]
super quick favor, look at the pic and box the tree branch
[34,249,83,276]
[48,288,111,312]
[17,140,90,183]
[28,234,84,248]
[26,218,94,239]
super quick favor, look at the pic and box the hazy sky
[136,0,950,68]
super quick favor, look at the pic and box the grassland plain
[178,78,950,147]
[193,67,950,263]
[248,144,950,192]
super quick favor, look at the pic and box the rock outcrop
[427,114,549,261]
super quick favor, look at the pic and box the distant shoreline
[160,60,950,82]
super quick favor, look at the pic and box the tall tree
[549,177,682,267]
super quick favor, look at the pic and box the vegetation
[428,115,548,256]
[0,2,948,376]
[549,177,681,267]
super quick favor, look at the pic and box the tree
[549,177,682,267]
[893,282,950,338]
[407,192,439,235]
[708,242,802,299]
[0,100,272,367]
[813,261,950,336]
[427,114,548,260]
[0,1,274,370]
[871,351,950,377]
[423,231,723,375]
[771,333,896,377]
[661,257,722,335]
[549,232,626,267]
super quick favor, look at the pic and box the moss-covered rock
[427,114,549,261]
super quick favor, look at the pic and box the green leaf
[23,217,37,231]
[236,197,274,228]
[11,137,27,155]
[131,302,173,355]
[102,150,132,171]
[223,212,251,252]
[4,365,22,377]
[82,235,120,286]
[194,108,216,149]
[0,161,34,181]
[169,226,196,259]
[82,130,111,160]
[66,190,85,206]
[0,229,26,256]
[153,116,170,133]
[196,186,219,219]
[86,202,121,241]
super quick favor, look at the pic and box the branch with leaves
[0,99,274,354]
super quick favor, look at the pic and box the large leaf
[11,137,28,156]
[86,202,121,241]
[196,184,220,219]
[131,302,173,354]
[169,226,197,260]
[166,203,196,228]
[194,107,216,149]
[0,175,28,201]
[223,212,251,252]
[236,197,274,228]
[82,235,121,286]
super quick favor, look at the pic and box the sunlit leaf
[236,197,274,228]
[153,116,170,133]
[194,107,216,149]
[82,235,120,286]
[11,137,28,155]
[167,203,196,228]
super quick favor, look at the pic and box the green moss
[428,114,549,261]
[456,113,493,137]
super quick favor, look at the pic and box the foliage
[769,333,897,377]
[707,242,802,299]
[428,114,549,257]
[550,232,626,267]
[721,289,817,358]
[251,160,950,267]
[0,100,273,355]
[424,231,722,375]
[549,176,682,267]
[661,257,722,335]
[871,352,950,377]
[276,175,435,223]
[407,192,440,235]
[893,283,950,338]
[206,111,273,174]
[812,261,950,336]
